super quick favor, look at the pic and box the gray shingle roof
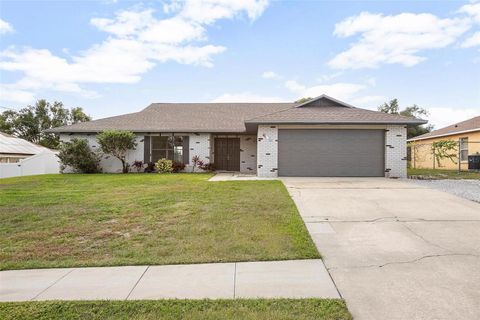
[246,96,427,125]
[47,96,426,133]
[47,103,294,133]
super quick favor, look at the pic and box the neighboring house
[0,132,50,163]
[47,95,425,178]
[408,116,480,170]
[0,132,60,179]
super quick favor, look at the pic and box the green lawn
[0,174,318,270]
[408,168,480,180]
[0,299,351,320]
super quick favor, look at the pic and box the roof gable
[295,95,356,108]
[246,96,427,125]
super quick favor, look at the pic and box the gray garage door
[278,129,385,177]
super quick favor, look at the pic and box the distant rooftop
[408,116,480,141]
[0,132,51,155]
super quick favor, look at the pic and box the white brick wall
[257,125,278,177]
[59,133,144,173]
[187,133,212,172]
[385,125,407,178]
[240,135,257,173]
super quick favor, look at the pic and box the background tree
[97,130,137,173]
[378,99,433,139]
[294,97,313,104]
[0,100,91,149]
[432,140,458,168]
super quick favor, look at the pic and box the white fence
[0,151,60,179]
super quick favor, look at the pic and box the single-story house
[0,132,51,163]
[408,116,480,170]
[47,95,426,178]
[0,132,60,179]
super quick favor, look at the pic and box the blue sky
[0,0,479,128]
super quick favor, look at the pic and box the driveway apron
[282,177,480,320]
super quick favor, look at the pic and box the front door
[214,138,240,171]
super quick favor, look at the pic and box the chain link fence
[408,140,480,171]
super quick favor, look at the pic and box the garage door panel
[278,129,384,177]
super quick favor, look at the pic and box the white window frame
[459,137,468,162]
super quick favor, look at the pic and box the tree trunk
[121,159,128,173]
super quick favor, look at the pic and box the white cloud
[177,0,269,24]
[462,31,480,47]
[458,2,480,24]
[212,92,283,102]
[328,12,470,69]
[316,72,342,83]
[284,80,306,93]
[285,80,365,101]
[0,85,35,103]
[262,71,280,79]
[0,19,13,35]
[90,9,154,37]
[0,1,269,103]
[428,107,479,129]
[351,95,387,106]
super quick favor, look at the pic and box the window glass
[460,138,468,161]
[152,136,168,149]
[150,135,184,163]
[174,146,183,162]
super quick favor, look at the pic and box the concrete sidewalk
[0,259,339,302]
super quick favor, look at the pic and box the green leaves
[432,139,458,167]
[0,100,91,149]
[57,138,101,173]
[378,98,433,139]
[97,130,137,173]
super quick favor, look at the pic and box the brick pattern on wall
[240,135,257,173]
[257,125,278,177]
[188,133,211,171]
[385,125,407,178]
[59,133,144,173]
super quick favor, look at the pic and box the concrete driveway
[282,177,480,320]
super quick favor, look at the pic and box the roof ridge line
[245,105,299,121]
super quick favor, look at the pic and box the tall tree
[97,130,137,173]
[378,99,433,139]
[0,100,91,149]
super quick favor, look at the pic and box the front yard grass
[408,168,480,180]
[0,299,352,320]
[0,174,318,270]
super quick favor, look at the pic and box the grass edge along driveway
[0,173,319,270]
[408,168,480,179]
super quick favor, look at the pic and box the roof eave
[407,127,480,142]
[45,128,249,134]
[245,120,427,125]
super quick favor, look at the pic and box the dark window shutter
[144,136,150,163]
[183,136,189,164]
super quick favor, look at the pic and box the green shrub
[155,158,173,173]
[57,138,101,173]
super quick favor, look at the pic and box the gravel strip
[408,179,480,203]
